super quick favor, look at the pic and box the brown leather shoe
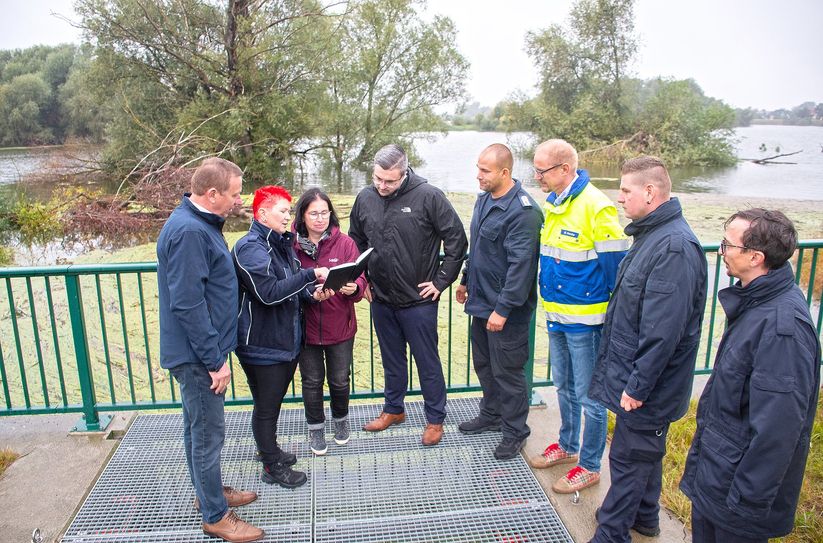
[363,411,406,432]
[421,423,444,446]
[194,486,258,511]
[202,510,264,543]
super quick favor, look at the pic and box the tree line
[0,0,744,183]
[735,102,823,127]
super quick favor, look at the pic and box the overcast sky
[2,0,821,111]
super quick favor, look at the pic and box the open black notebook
[322,247,373,292]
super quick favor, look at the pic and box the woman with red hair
[232,185,331,488]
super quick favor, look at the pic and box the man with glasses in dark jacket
[680,209,821,543]
[349,144,468,446]
[588,156,708,543]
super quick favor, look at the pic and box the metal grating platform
[63,398,573,542]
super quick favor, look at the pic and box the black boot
[262,463,307,488]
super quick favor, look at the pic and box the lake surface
[410,126,823,199]
[2,125,822,199]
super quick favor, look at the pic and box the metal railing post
[527,306,542,405]
[65,273,111,432]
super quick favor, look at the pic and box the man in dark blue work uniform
[588,156,708,543]
[456,143,543,460]
[680,209,820,543]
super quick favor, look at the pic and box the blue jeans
[170,362,228,524]
[372,301,447,424]
[549,328,607,472]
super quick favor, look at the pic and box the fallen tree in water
[740,149,802,165]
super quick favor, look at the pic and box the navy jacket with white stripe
[232,219,317,365]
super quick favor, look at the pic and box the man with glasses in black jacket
[349,144,468,446]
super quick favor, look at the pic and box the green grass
[0,448,20,477]
[661,397,823,543]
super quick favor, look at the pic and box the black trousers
[298,339,353,425]
[692,505,768,543]
[240,360,298,467]
[470,317,531,440]
[591,416,668,543]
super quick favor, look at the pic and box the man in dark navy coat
[680,209,821,543]
[588,156,708,543]
[455,144,543,460]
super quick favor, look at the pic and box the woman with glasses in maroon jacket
[293,188,368,455]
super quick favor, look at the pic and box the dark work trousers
[298,338,354,426]
[372,300,447,424]
[591,416,668,543]
[470,316,531,440]
[240,359,298,467]
[691,505,768,543]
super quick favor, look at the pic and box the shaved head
[621,155,671,197]
[480,143,514,172]
[534,139,579,171]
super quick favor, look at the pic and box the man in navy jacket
[588,156,707,543]
[455,144,543,460]
[680,209,821,543]
[157,158,263,543]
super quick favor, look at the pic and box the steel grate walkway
[63,398,573,542]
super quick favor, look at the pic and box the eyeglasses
[719,239,751,255]
[307,210,330,220]
[533,163,565,179]
[373,171,407,187]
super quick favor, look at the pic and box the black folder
[322,247,373,291]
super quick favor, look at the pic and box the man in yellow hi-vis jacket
[527,139,628,495]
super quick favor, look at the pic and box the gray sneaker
[333,418,350,445]
[309,428,327,455]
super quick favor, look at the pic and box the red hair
[252,185,292,217]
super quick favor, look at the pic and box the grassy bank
[661,398,823,543]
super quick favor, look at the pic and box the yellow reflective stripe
[544,300,609,315]
[543,300,609,325]
[540,245,597,262]
[594,238,629,253]
[545,311,606,325]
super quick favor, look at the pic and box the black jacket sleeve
[430,192,468,292]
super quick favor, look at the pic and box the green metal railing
[1,242,822,430]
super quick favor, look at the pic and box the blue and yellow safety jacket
[539,170,628,332]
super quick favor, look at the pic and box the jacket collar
[479,179,523,216]
[624,197,683,237]
[250,218,293,248]
[546,169,590,207]
[719,261,796,320]
[182,194,226,230]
